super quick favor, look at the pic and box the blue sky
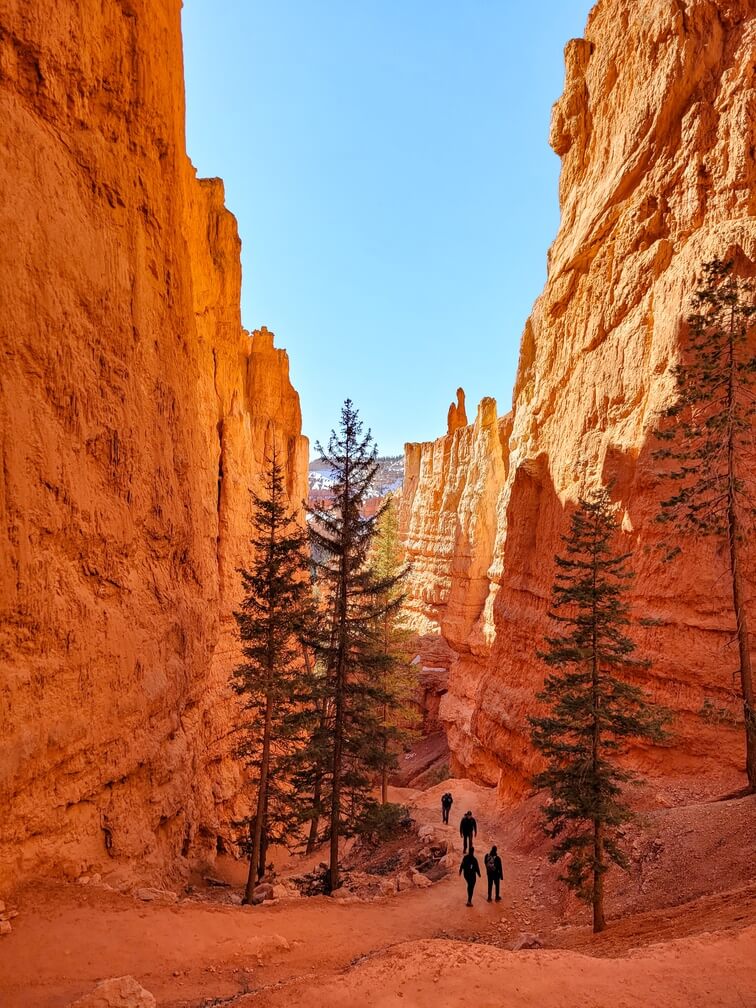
[182,2,594,457]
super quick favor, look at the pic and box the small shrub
[700,697,739,727]
[355,802,412,842]
[424,762,451,787]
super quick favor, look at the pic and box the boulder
[512,933,544,951]
[133,887,177,904]
[424,862,449,883]
[68,976,156,1007]
[395,872,415,892]
[247,934,291,964]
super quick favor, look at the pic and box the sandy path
[1,780,754,1007]
[0,781,522,1006]
[248,929,756,1008]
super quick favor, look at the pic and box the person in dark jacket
[459,810,477,852]
[459,846,481,906]
[484,845,503,902]
[441,792,453,824]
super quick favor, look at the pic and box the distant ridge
[308,455,404,505]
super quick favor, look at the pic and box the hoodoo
[0,2,308,890]
[399,0,756,798]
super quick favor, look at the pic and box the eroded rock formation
[401,0,756,797]
[0,2,307,891]
[446,388,468,435]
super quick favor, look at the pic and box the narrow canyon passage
[3,1,756,1005]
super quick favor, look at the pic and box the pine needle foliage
[231,447,317,904]
[652,258,756,788]
[529,488,668,933]
[367,494,418,803]
[304,400,405,892]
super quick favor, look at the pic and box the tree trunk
[726,307,756,790]
[729,525,756,788]
[244,691,273,904]
[328,645,344,892]
[381,702,389,805]
[327,440,353,894]
[305,667,325,855]
[306,773,322,855]
[592,820,606,933]
[327,558,348,891]
[590,536,606,933]
[258,797,268,881]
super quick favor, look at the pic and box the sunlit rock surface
[0,1,307,890]
[401,0,756,797]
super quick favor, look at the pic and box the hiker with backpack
[459,846,481,906]
[441,791,453,824]
[459,810,477,852]
[484,845,503,902]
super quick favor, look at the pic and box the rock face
[401,0,756,796]
[0,2,307,890]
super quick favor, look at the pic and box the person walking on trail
[484,845,503,902]
[441,792,453,824]
[459,846,481,906]
[459,810,477,852]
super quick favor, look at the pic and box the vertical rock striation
[0,2,307,889]
[401,0,756,798]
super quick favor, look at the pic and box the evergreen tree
[529,488,668,933]
[306,400,404,891]
[231,447,316,904]
[368,494,418,803]
[653,258,756,790]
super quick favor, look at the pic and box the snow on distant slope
[308,455,404,501]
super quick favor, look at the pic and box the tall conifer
[529,488,668,933]
[232,447,315,904]
[653,259,756,789]
[306,400,404,891]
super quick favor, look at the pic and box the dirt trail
[1,780,754,1007]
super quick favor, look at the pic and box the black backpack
[484,852,496,873]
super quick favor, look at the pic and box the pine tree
[368,494,418,803]
[306,400,404,891]
[653,258,756,790]
[231,446,316,904]
[529,488,668,933]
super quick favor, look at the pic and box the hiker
[459,846,481,906]
[441,791,453,824]
[459,810,477,852]
[484,845,503,902]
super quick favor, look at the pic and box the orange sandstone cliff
[0,2,307,890]
[401,0,756,797]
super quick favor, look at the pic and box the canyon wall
[0,1,308,891]
[401,0,756,798]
